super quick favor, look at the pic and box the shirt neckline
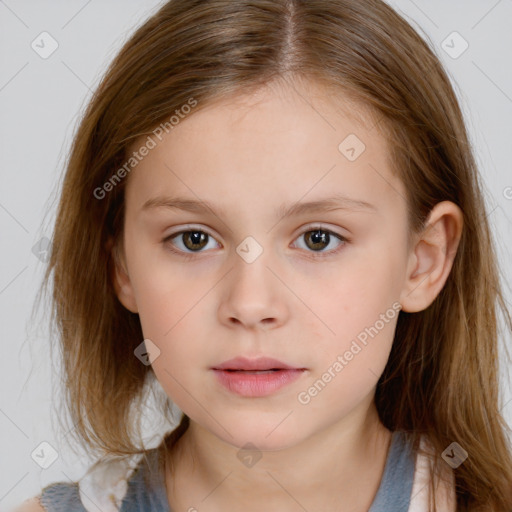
[142,430,414,512]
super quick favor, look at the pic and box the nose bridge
[218,235,288,329]
[233,235,275,302]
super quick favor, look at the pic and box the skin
[112,78,463,512]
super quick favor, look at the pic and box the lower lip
[212,369,305,397]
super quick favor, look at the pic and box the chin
[207,413,307,452]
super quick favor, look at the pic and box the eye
[163,227,220,258]
[291,226,347,258]
[162,225,348,259]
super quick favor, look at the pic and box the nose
[217,252,289,331]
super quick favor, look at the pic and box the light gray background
[1,0,511,509]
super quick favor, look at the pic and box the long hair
[38,0,512,509]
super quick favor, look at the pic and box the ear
[399,201,463,313]
[107,236,139,314]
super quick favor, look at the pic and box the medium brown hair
[38,0,512,509]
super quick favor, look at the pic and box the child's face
[116,80,413,450]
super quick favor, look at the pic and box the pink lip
[212,356,300,371]
[211,357,306,397]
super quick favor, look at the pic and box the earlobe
[109,238,139,314]
[400,201,463,313]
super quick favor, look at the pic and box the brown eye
[163,225,347,260]
[180,231,209,251]
[164,229,220,255]
[293,227,347,257]
[304,229,330,251]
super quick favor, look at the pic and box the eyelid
[163,223,348,240]
[294,223,348,239]
[163,224,221,244]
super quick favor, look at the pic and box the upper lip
[212,356,303,371]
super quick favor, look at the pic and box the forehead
[123,79,406,220]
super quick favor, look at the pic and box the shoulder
[78,452,144,511]
[10,496,46,512]
[11,481,84,512]
[409,435,457,512]
[10,452,146,512]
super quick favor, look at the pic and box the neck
[165,397,392,512]
[166,401,391,512]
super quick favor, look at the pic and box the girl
[15,0,512,511]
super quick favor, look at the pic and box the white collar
[408,435,457,511]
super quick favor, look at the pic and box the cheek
[146,309,210,412]
[136,285,210,352]
[126,237,211,339]
[306,252,402,339]
[298,238,404,378]
[149,329,202,405]
[297,278,399,417]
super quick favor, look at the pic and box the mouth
[211,356,307,397]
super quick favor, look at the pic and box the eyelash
[162,225,349,261]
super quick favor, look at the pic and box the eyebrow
[141,193,377,219]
